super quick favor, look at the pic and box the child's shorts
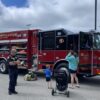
[46,77,51,82]
[69,69,77,74]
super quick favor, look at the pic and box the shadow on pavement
[18,69,28,75]
[79,76,100,87]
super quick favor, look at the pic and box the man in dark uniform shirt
[7,48,20,95]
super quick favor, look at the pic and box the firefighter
[7,48,20,95]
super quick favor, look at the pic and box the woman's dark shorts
[69,69,77,74]
[46,77,51,82]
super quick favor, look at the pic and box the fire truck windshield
[93,34,100,49]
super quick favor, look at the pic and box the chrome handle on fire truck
[56,57,59,59]
[43,53,47,56]
[98,57,100,60]
[38,55,42,56]
[38,53,47,56]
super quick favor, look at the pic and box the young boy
[44,64,52,89]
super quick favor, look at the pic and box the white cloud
[0,0,100,32]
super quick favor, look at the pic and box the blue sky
[1,0,27,7]
[0,0,100,32]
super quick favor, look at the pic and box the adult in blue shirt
[65,50,79,88]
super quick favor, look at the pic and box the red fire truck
[0,28,100,77]
[0,29,39,73]
[37,29,100,77]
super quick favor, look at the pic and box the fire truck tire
[0,60,8,74]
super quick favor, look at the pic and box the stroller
[52,67,70,97]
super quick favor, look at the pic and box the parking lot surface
[0,73,100,100]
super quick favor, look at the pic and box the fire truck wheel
[0,60,8,74]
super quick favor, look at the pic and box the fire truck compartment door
[79,32,93,75]
[38,31,55,64]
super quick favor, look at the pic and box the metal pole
[26,24,31,30]
[95,0,97,30]
[91,0,97,75]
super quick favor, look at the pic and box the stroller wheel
[65,91,70,97]
[52,89,55,96]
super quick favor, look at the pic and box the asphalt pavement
[0,73,100,100]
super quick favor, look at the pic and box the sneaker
[49,87,53,89]
[76,85,80,88]
[69,86,75,89]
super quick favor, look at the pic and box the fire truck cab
[37,29,100,77]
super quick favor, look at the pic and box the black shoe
[15,83,17,86]
[8,91,12,95]
[12,91,18,94]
